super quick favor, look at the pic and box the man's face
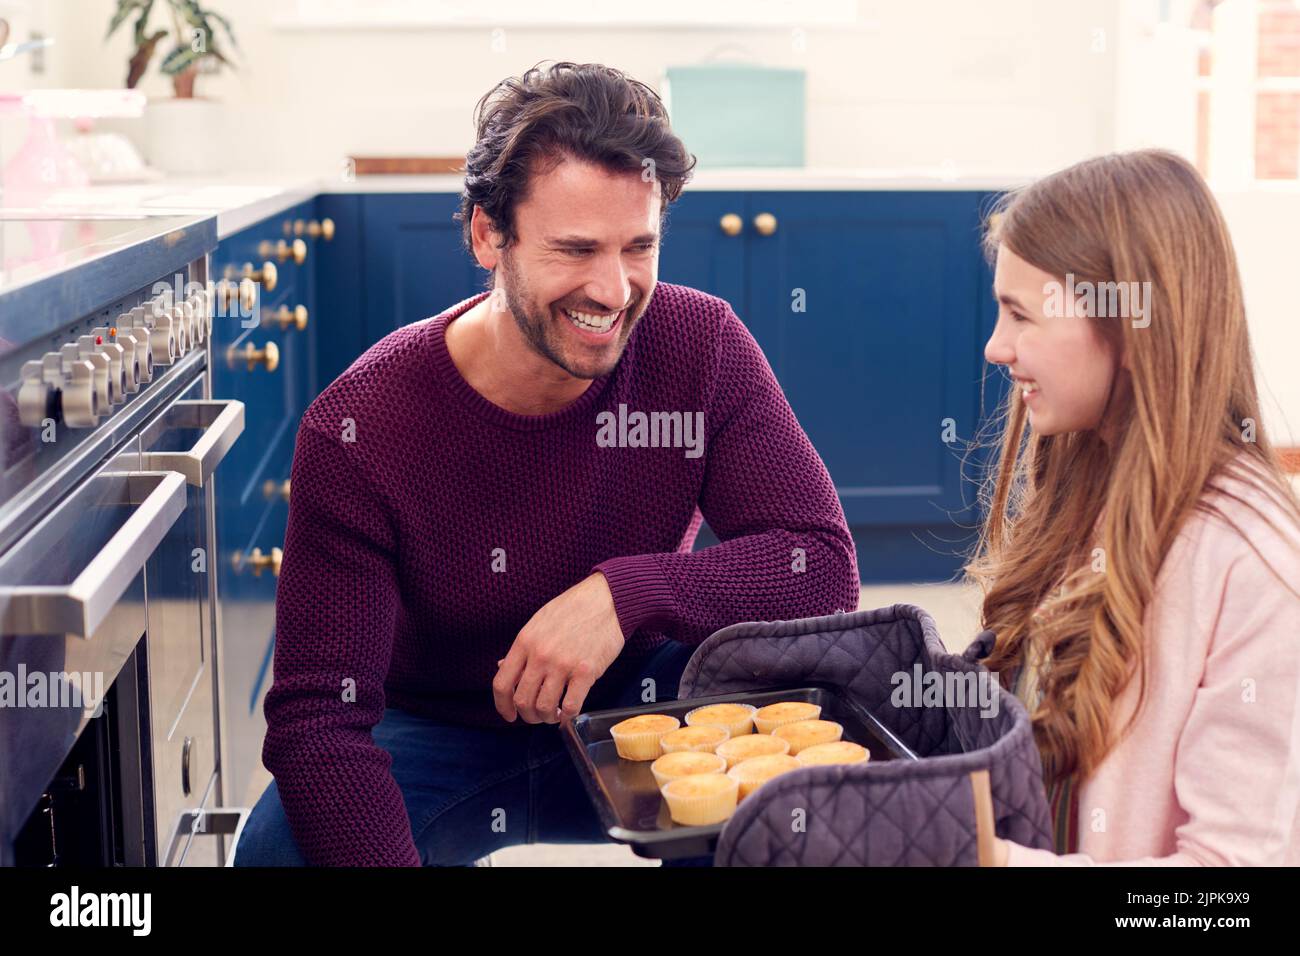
[492,156,661,380]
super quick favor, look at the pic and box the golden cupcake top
[686,702,756,725]
[663,772,737,799]
[652,752,725,777]
[753,701,821,724]
[772,719,843,750]
[795,741,870,766]
[610,713,679,736]
[660,725,730,750]
[728,753,801,781]
[717,734,789,761]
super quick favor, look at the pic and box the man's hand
[493,572,625,724]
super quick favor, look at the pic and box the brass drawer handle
[232,545,282,577]
[262,304,308,332]
[293,217,335,241]
[219,277,258,314]
[262,478,291,502]
[719,212,742,236]
[226,340,279,373]
[257,238,307,265]
[226,261,276,291]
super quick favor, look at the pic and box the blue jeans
[233,640,712,867]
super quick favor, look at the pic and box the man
[235,61,858,867]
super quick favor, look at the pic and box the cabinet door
[657,191,748,320]
[361,194,483,347]
[315,194,364,391]
[745,191,987,536]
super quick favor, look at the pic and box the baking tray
[561,683,919,860]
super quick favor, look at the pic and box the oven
[0,214,247,866]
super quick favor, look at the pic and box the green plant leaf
[132,1,157,47]
[107,0,148,39]
[159,44,198,75]
[172,0,206,29]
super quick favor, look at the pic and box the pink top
[1007,459,1300,866]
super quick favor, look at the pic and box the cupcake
[753,700,822,734]
[772,719,843,755]
[684,702,756,738]
[727,754,802,800]
[795,741,870,766]
[651,751,727,790]
[609,713,680,761]
[716,733,791,770]
[660,724,730,754]
[662,772,739,826]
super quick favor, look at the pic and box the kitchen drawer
[150,634,217,864]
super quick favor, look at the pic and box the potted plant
[106,0,239,174]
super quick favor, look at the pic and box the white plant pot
[144,97,225,175]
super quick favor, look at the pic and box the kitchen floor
[238,580,980,866]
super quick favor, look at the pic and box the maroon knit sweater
[262,282,859,865]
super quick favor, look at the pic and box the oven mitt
[677,606,1053,866]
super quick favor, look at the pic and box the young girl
[971,149,1300,865]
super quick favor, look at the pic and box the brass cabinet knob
[987,212,1004,233]
[257,238,308,265]
[219,277,258,314]
[263,304,308,331]
[227,340,279,372]
[262,477,291,502]
[233,546,282,577]
[753,212,778,236]
[295,217,335,241]
[719,213,742,236]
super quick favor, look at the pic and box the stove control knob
[120,321,155,384]
[17,360,56,428]
[94,325,137,392]
[49,351,100,428]
[132,303,176,365]
[64,343,111,416]
[80,334,126,405]
[188,289,211,344]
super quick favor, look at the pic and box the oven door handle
[140,399,245,487]
[0,470,187,638]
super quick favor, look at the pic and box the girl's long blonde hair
[967,149,1300,787]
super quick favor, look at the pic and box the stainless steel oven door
[0,466,187,862]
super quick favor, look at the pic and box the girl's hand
[993,837,1010,866]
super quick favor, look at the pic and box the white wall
[30,0,1119,175]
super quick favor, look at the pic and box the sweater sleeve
[1007,522,1300,867]
[594,304,859,645]
[260,422,421,867]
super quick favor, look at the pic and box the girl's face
[984,243,1121,437]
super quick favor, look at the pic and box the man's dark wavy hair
[455,61,697,258]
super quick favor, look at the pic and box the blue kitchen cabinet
[314,194,365,389]
[656,190,1001,581]
[745,191,985,524]
[656,191,748,323]
[360,193,483,347]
